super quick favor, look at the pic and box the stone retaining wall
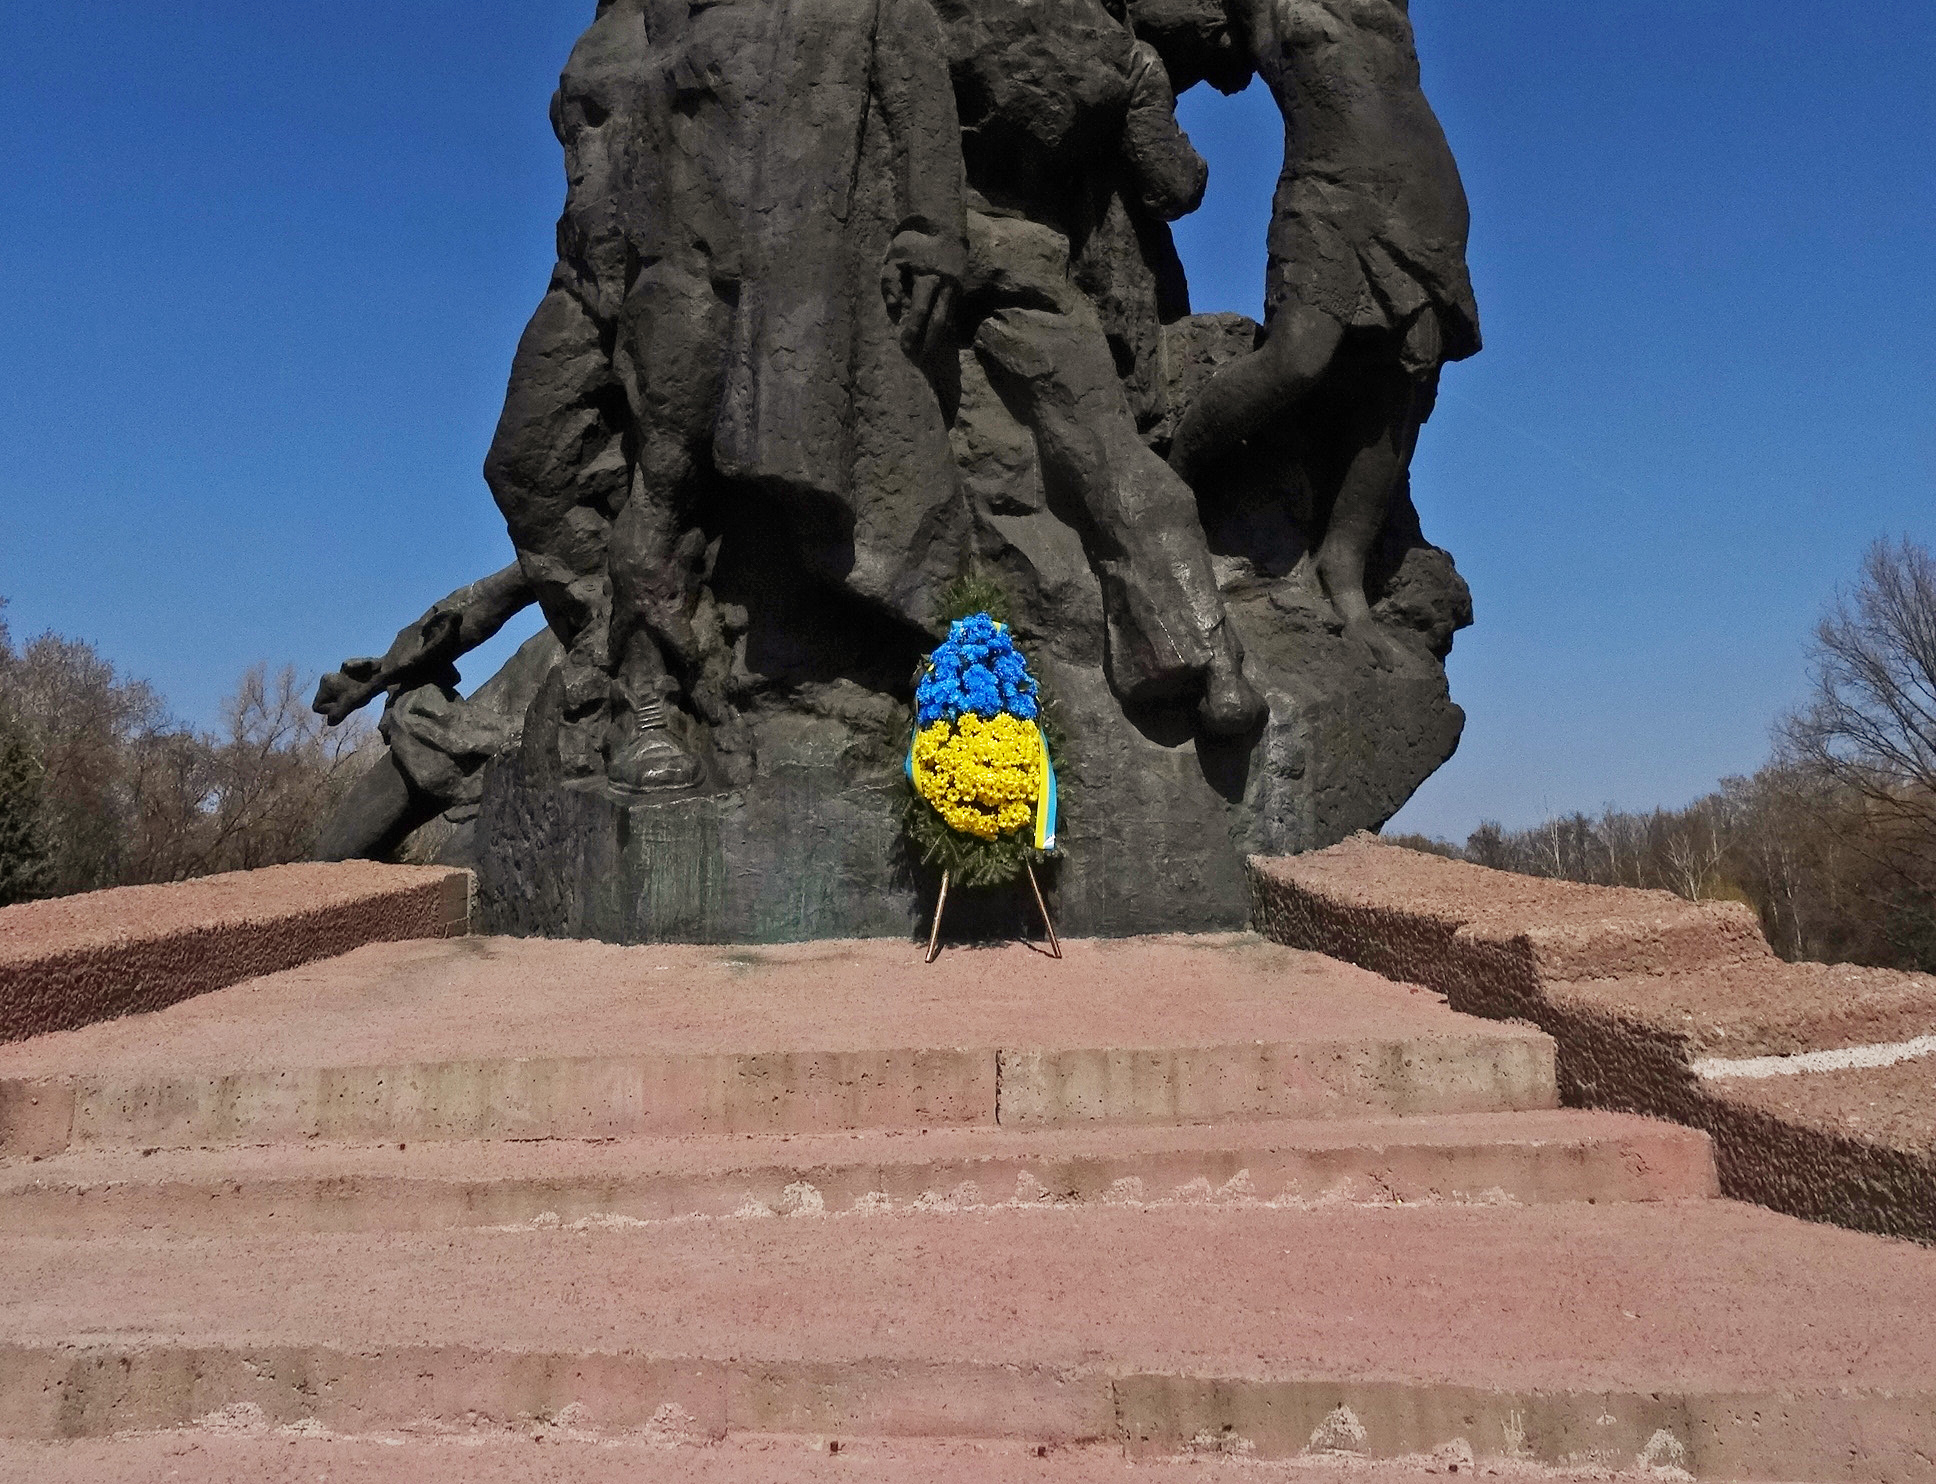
[1249,835,1936,1242]
[0,863,472,1045]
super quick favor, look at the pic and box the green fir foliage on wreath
[901,789,1051,888]
[933,572,1012,628]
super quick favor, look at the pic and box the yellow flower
[912,713,1044,840]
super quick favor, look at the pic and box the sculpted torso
[1232,0,1457,191]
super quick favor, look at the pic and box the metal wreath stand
[925,860,1061,964]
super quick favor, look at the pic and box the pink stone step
[0,1433,1811,1484]
[1247,837,1936,1242]
[2,1201,1931,1477]
[1249,836,1776,995]
[0,936,1557,1156]
[0,1109,1716,1237]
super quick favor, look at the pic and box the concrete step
[3,1201,1931,1478]
[1249,837,1778,994]
[0,1109,1715,1236]
[0,1432,1811,1484]
[0,935,1556,1156]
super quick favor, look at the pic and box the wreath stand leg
[925,870,952,964]
[925,865,1060,964]
[1024,860,1062,959]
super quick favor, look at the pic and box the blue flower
[913,611,1043,728]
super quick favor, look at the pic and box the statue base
[472,582,1464,943]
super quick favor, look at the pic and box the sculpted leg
[975,304,1263,733]
[484,285,631,777]
[1312,369,1430,670]
[311,751,430,863]
[605,464,707,794]
[1167,301,1345,486]
[1169,295,1436,663]
[603,262,734,793]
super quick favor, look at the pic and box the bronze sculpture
[315,0,1479,942]
[1168,0,1479,667]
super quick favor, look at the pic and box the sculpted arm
[1120,39,1208,222]
[313,564,537,726]
[873,0,969,356]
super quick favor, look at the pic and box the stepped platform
[1250,835,1936,1241]
[0,1109,1713,1236]
[0,935,1555,1156]
[3,1201,1933,1475]
[2,910,1933,1479]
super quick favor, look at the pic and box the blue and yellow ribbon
[1034,727,1057,850]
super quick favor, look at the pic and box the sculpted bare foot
[1342,615,1407,673]
[1316,551,1405,673]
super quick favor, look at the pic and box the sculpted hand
[313,658,384,726]
[881,228,963,360]
[310,610,465,724]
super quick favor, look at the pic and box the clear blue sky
[2,2,1931,841]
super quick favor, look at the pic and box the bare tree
[1464,820,1510,871]
[0,709,52,907]
[0,601,52,904]
[1783,538,1936,820]
[1781,537,1936,957]
[1655,801,1725,901]
[113,665,373,883]
[1600,806,1643,888]
[1383,545,1936,969]
[0,625,172,893]
[0,603,373,896]
[198,665,372,874]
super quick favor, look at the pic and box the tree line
[1390,539,1936,973]
[0,600,369,905]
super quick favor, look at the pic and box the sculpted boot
[605,699,704,794]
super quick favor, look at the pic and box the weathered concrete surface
[0,864,472,1045]
[0,935,1555,1155]
[0,935,1500,1074]
[1248,835,1936,1241]
[2,1202,1934,1475]
[0,1110,1714,1237]
[0,1434,1821,1484]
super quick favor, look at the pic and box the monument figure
[1165,0,1480,667]
[311,565,554,862]
[313,0,1481,942]
[482,0,968,795]
[938,0,1263,734]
